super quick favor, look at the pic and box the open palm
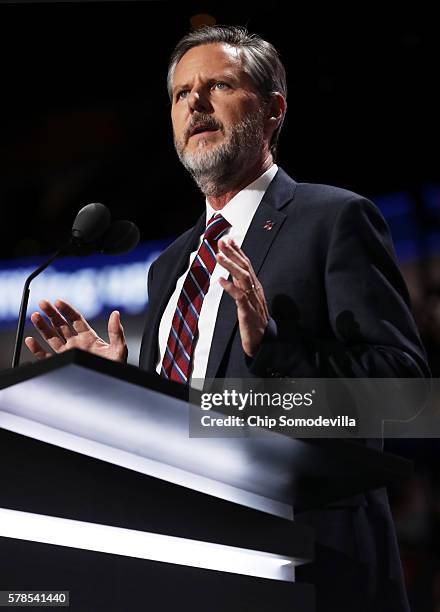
[25,299,127,363]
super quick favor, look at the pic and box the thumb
[108,310,125,346]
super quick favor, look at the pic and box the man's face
[171,43,268,191]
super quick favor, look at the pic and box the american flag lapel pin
[263,220,274,231]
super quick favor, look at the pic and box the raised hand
[25,299,128,363]
[217,238,269,358]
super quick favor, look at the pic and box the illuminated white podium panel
[0,350,411,611]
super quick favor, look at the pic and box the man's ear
[266,92,287,134]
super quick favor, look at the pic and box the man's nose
[187,89,211,113]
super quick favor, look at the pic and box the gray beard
[174,111,265,197]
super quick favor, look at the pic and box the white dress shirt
[156,164,278,385]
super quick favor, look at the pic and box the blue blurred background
[0,3,439,609]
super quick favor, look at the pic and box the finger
[221,239,268,296]
[30,312,66,351]
[108,310,126,347]
[219,277,256,307]
[39,299,76,340]
[219,277,269,358]
[55,300,92,334]
[228,242,263,294]
[218,239,249,270]
[24,336,52,360]
[216,251,252,287]
[218,262,260,311]
[218,240,262,299]
[225,239,256,273]
[218,251,261,309]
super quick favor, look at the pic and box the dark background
[0,2,439,610]
[0,4,438,257]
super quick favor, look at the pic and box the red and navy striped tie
[161,213,231,384]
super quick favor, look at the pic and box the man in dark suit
[26,25,428,611]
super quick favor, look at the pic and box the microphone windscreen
[99,220,140,254]
[72,203,112,245]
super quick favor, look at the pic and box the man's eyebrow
[209,72,238,83]
[172,72,239,95]
[173,82,190,95]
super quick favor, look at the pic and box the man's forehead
[173,43,243,84]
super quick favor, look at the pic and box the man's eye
[213,82,229,91]
[176,90,189,101]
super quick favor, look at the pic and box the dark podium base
[0,351,413,612]
[0,537,315,612]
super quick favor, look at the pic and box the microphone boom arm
[12,249,63,368]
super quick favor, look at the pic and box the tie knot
[204,214,231,244]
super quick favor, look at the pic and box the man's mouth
[188,124,220,139]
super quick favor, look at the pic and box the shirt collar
[205,164,278,228]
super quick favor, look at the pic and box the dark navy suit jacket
[139,168,428,611]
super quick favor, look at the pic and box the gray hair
[167,25,287,159]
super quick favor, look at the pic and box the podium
[0,350,411,611]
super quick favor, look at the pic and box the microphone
[71,202,112,247]
[65,206,140,256]
[11,203,140,368]
[98,220,140,255]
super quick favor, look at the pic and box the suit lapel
[204,168,297,379]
